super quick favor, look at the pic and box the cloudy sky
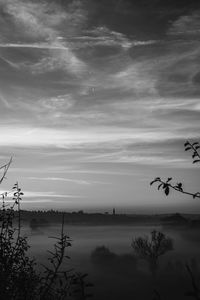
[0,0,200,213]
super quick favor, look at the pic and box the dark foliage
[0,160,92,300]
[150,140,200,199]
[91,246,117,263]
[132,230,173,277]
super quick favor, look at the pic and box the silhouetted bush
[91,246,116,264]
[29,218,49,231]
[91,246,138,275]
[0,160,92,300]
[132,230,173,277]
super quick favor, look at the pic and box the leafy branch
[150,140,200,199]
[184,141,200,164]
[39,214,73,299]
[150,177,200,199]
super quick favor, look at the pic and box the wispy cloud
[168,12,200,37]
[73,26,156,49]
[0,93,11,108]
[27,176,91,185]
[0,0,199,211]
[23,191,83,198]
[0,125,195,149]
[0,190,84,199]
[2,199,52,203]
[0,0,87,75]
[83,151,189,167]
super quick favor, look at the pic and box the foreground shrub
[0,160,92,300]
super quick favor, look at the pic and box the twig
[0,157,12,185]
[184,141,200,163]
[186,264,200,300]
[150,177,200,199]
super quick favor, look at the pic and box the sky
[0,0,200,213]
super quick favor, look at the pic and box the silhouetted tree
[132,230,173,277]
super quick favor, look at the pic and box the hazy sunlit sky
[0,0,200,213]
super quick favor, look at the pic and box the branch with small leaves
[184,141,200,164]
[150,177,200,199]
[0,182,38,300]
[73,273,94,300]
[39,214,92,300]
[150,141,200,199]
[39,214,73,299]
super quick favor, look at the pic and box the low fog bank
[20,223,200,300]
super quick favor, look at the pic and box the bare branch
[185,264,200,300]
[0,157,12,185]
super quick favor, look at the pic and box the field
[23,222,200,300]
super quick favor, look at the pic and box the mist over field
[23,222,200,300]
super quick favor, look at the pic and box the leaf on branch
[150,180,155,186]
[163,183,168,189]
[185,147,191,151]
[176,183,183,191]
[193,192,200,199]
[164,186,170,196]
[167,177,172,183]
[184,141,190,147]
[193,160,200,164]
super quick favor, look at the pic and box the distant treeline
[12,210,200,227]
